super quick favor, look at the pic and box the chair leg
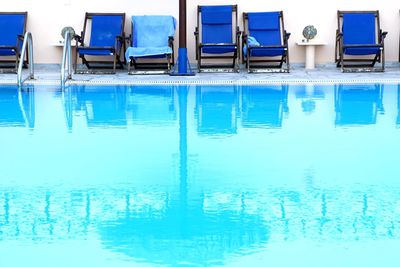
[278,56,284,68]
[73,51,78,74]
[167,55,171,71]
[113,53,117,74]
[81,56,90,69]
[371,54,379,67]
[339,49,344,71]
[15,54,19,74]
[198,48,202,72]
[233,51,237,72]
[246,52,250,73]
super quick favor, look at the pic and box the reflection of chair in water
[0,86,34,128]
[335,84,383,126]
[195,85,238,135]
[74,86,128,127]
[128,85,176,125]
[294,85,325,114]
[241,85,288,128]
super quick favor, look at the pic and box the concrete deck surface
[1,64,400,87]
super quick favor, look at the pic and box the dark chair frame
[0,12,28,74]
[126,19,175,75]
[74,12,126,74]
[194,5,241,72]
[242,11,290,73]
[335,10,387,73]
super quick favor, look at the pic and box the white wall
[1,0,399,64]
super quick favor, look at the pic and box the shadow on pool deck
[1,63,400,86]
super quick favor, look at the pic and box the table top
[296,40,327,46]
[50,40,76,47]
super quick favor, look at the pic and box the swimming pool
[0,84,399,267]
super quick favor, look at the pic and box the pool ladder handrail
[61,31,73,89]
[17,32,34,87]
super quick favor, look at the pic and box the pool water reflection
[0,84,399,267]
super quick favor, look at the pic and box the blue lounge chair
[335,11,387,72]
[194,5,240,72]
[0,12,28,73]
[125,16,176,74]
[75,13,126,74]
[242,11,290,73]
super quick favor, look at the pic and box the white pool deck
[1,63,400,86]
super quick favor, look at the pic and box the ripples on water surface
[0,84,399,267]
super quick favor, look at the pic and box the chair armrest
[16,35,24,52]
[284,31,291,46]
[74,32,84,45]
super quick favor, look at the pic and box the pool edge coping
[2,78,400,86]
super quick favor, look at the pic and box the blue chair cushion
[249,47,285,57]
[342,13,376,46]
[344,46,381,56]
[201,6,233,45]
[132,54,168,59]
[132,16,176,48]
[77,48,114,56]
[0,13,26,47]
[201,5,232,25]
[248,12,280,31]
[89,15,124,47]
[248,12,282,46]
[0,48,17,56]
[202,45,236,54]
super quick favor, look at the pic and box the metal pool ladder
[17,32,35,87]
[61,31,73,89]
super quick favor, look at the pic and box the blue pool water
[0,84,399,267]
